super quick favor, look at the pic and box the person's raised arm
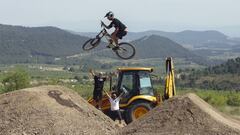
[119,92,125,98]
[103,73,110,80]
[89,69,95,77]
[103,90,111,99]
[117,86,128,99]
[116,91,125,100]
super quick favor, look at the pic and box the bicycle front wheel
[115,42,136,60]
[82,38,100,51]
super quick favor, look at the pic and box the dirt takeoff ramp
[118,93,240,135]
[0,85,116,135]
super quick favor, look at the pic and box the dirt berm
[0,85,117,135]
[118,93,240,135]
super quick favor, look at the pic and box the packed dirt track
[0,85,117,135]
[0,86,240,135]
[118,93,240,135]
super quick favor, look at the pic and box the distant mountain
[77,32,98,38]
[128,30,236,48]
[80,30,228,42]
[231,37,240,42]
[81,35,209,65]
[79,30,240,61]
[85,34,220,65]
[131,35,208,64]
[79,30,240,49]
[0,23,231,65]
[0,24,90,64]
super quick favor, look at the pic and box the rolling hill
[131,35,208,64]
[0,24,218,65]
[0,24,90,63]
[132,35,196,58]
[80,35,209,65]
[80,30,240,49]
[79,30,240,61]
[128,30,228,43]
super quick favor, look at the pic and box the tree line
[176,57,240,91]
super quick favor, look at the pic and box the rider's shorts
[116,31,127,39]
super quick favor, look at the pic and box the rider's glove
[101,21,105,28]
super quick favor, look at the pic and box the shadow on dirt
[48,90,83,112]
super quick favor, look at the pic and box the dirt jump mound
[0,85,116,135]
[118,93,240,135]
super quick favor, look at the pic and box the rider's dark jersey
[108,18,126,31]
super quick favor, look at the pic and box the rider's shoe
[112,46,119,51]
[106,45,111,48]
[106,39,115,48]
[107,43,116,48]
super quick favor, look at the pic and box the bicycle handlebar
[101,20,108,29]
[100,21,103,27]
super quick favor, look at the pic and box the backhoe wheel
[125,101,153,124]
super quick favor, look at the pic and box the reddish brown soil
[0,85,117,135]
[118,93,240,135]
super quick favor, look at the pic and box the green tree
[69,67,75,72]
[2,68,30,92]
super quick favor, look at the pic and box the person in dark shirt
[101,11,127,47]
[90,69,107,110]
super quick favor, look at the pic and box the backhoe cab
[88,57,176,124]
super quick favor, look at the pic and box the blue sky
[0,0,240,36]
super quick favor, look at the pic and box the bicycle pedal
[112,46,119,51]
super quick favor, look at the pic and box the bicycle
[82,21,136,60]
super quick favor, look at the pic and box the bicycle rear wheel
[115,42,136,60]
[82,38,100,51]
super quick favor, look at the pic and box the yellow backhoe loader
[88,57,176,124]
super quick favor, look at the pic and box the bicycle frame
[96,27,116,46]
[96,28,108,38]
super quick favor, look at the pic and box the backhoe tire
[125,101,153,124]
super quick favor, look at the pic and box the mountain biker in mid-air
[101,11,127,47]
[82,11,135,59]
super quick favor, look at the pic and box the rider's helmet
[105,11,114,18]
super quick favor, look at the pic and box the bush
[70,84,93,99]
[196,91,227,106]
[83,75,89,80]
[2,68,30,92]
[74,76,82,82]
[227,94,240,106]
[0,85,4,94]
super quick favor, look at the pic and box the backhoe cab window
[120,72,134,92]
[119,72,137,103]
[139,71,154,95]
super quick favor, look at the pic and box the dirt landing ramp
[118,93,240,135]
[0,85,116,135]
